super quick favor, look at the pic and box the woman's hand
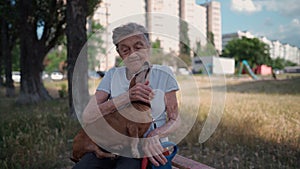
[129,81,154,103]
[142,133,167,167]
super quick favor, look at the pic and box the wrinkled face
[117,34,150,73]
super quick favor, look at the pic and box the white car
[178,68,190,75]
[50,71,64,80]
[12,71,21,83]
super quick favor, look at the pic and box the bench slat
[172,155,213,169]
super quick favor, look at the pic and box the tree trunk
[0,18,3,86]
[17,0,52,104]
[2,19,15,97]
[66,0,89,117]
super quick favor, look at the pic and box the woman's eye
[135,44,144,50]
[121,49,129,54]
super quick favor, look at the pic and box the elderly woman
[73,22,180,169]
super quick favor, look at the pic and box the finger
[152,154,167,166]
[148,156,160,167]
[144,80,149,85]
[148,144,167,165]
[136,83,152,93]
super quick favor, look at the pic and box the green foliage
[207,31,215,46]
[11,43,20,71]
[150,39,177,67]
[87,0,102,16]
[270,58,286,70]
[58,84,67,98]
[179,20,190,56]
[178,53,191,67]
[222,37,272,67]
[45,45,67,73]
[193,41,218,57]
[87,21,105,70]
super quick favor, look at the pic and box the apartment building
[92,0,146,70]
[202,0,222,54]
[91,0,221,69]
[147,0,180,54]
[181,0,207,52]
[222,31,300,65]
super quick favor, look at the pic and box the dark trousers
[72,152,142,169]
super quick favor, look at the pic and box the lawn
[0,74,299,169]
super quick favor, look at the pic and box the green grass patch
[0,97,80,169]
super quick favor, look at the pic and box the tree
[87,21,105,71]
[17,0,66,104]
[207,31,214,46]
[179,20,191,67]
[193,40,218,58]
[221,37,271,68]
[66,0,101,116]
[0,0,18,96]
[44,46,67,73]
[0,17,3,86]
[2,18,15,96]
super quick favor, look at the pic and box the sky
[201,0,300,48]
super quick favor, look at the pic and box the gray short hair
[112,22,150,46]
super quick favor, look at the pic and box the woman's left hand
[142,130,167,166]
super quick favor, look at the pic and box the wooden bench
[172,155,213,169]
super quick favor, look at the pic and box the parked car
[50,71,64,80]
[42,72,49,80]
[12,71,21,83]
[178,68,189,75]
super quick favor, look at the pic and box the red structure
[256,65,272,75]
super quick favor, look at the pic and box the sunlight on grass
[0,75,299,168]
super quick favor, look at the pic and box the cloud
[230,0,262,13]
[257,18,300,47]
[254,0,300,19]
[229,0,300,47]
[231,0,300,18]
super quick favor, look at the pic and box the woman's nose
[128,48,139,56]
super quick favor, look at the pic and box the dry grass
[178,74,300,168]
[0,75,299,168]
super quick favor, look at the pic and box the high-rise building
[147,0,180,54]
[91,0,223,69]
[180,0,207,53]
[92,0,146,70]
[202,0,222,54]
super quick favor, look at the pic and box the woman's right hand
[129,81,154,103]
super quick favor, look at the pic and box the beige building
[203,0,222,54]
[147,0,180,54]
[91,0,224,70]
[181,0,207,53]
[92,0,146,71]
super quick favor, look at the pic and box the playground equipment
[238,60,258,80]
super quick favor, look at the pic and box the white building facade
[91,0,224,70]
[222,31,300,65]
